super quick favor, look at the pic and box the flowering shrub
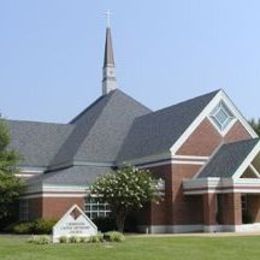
[90,165,162,232]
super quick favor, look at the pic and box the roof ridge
[151,89,221,117]
[70,91,114,124]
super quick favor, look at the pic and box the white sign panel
[53,204,98,243]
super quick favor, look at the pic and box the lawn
[0,235,259,260]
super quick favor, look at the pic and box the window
[84,197,111,220]
[211,101,234,131]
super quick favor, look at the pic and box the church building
[7,25,260,233]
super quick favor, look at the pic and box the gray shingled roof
[50,89,151,167]
[8,89,151,169]
[27,165,111,186]
[117,90,220,162]
[7,120,74,167]
[198,138,260,178]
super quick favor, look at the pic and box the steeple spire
[102,12,117,95]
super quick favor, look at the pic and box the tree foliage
[90,166,162,232]
[249,119,260,136]
[0,119,24,225]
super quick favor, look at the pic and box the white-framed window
[84,197,111,220]
[210,101,234,131]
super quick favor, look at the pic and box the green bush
[32,219,57,234]
[92,216,117,232]
[27,235,51,245]
[104,231,125,242]
[88,233,104,243]
[69,236,81,243]
[13,222,33,234]
[11,219,57,234]
[79,237,89,243]
[59,236,68,243]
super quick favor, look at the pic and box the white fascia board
[171,155,209,160]
[220,90,258,138]
[170,90,258,155]
[232,140,260,179]
[19,167,46,173]
[24,184,89,195]
[43,185,89,193]
[249,164,260,178]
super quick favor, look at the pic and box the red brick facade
[137,118,259,231]
[22,117,259,233]
[26,196,85,220]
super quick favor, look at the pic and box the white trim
[172,155,209,160]
[183,177,260,194]
[233,141,260,178]
[24,184,89,196]
[139,159,205,169]
[19,167,46,173]
[138,224,260,233]
[207,115,237,137]
[43,185,88,193]
[170,90,258,155]
[21,193,86,199]
[249,164,260,178]
[137,225,203,234]
[15,173,35,178]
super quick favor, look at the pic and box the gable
[170,90,257,155]
[117,90,219,163]
[197,139,260,178]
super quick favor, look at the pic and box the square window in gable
[210,101,234,131]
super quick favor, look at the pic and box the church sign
[52,204,98,243]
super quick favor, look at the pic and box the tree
[0,119,24,226]
[249,119,260,136]
[90,166,162,232]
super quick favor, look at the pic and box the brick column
[222,193,242,226]
[203,193,217,231]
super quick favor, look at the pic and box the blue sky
[1,0,260,123]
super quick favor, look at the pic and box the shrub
[32,219,57,234]
[59,236,68,243]
[27,235,51,245]
[69,236,81,243]
[88,233,104,243]
[93,216,117,233]
[11,219,57,234]
[13,222,33,234]
[104,231,125,242]
[79,237,89,243]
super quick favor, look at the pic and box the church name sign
[52,204,97,243]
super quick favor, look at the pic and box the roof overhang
[183,177,260,195]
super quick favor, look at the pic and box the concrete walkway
[130,232,260,238]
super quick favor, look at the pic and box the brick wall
[177,119,251,156]
[42,197,85,219]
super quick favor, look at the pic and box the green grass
[0,235,259,260]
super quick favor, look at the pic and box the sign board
[52,204,98,243]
